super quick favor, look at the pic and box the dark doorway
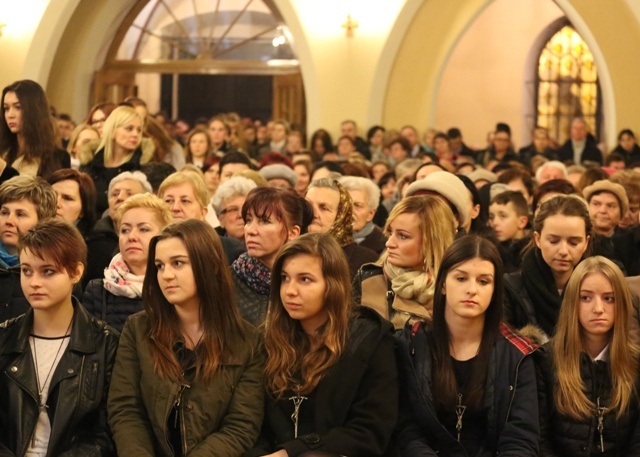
[160,74,273,124]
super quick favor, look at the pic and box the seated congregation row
[2,78,640,455]
[1,170,639,456]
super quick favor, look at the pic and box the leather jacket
[0,298,119,456]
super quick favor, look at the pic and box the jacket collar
[2,297,97,355]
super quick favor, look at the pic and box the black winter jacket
[83,279,143,333]
[83,216,118,289]
[396,322,539,456]
[246,307,399,456]
[536,344,640,456]
[81,147,145,216]
[0,264,28,323]
[0,299,119,456]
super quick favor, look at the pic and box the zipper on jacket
[596,397,605,452]
[503,354,524,428]
[172,383,190,456]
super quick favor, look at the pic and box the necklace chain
[31,317,73,408]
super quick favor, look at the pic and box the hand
[263,450,288,457]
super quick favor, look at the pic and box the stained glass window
[536,25,600,144]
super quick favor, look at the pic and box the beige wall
[433,0,564,149]
[383,0,640,150]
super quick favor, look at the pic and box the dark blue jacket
[396,322,539,456]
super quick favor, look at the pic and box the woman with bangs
[108,219,264,456]
[246,233,397,456]
[233,186,313,326]
[0,219,118,455]
[537,256,640,456]
[353,195,457,328]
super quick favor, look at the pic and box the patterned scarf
[103,253,144,299]
[328,180,355,247]
[383,260,434,304]
[231,252,271,295]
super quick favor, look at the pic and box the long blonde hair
[383,195,456,275]
[98,106,143,165]
[264,233,350,398]
[552,256,640,419]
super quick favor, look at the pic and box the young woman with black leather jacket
[0,219,119,456]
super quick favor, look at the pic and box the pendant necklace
[31,317,73,412]
[288,385,308,438]
[455,392,467,442]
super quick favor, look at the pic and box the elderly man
[339,176,387,254]
[558,118,603,165]
[85,171,152,286]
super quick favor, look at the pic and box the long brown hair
[552,256,640,419]
[264,233,350,398]
[142,219,246,383]
[430,235,504,413]
[0,80,59,178]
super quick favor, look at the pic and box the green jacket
[107,311,264,456]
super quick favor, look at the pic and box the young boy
[0,175,57,321]
[489,190,530,273]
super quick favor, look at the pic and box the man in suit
[557,117,602,165]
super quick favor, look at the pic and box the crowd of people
[1,78,640,456]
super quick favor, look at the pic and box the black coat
[246,307,398,456]
[83,216,118,289]
[359,225,388,255]
[81,148,145,216]
[0,264,28,323]
[0,299,119,456]
[0,148,70,184]
[536,344,640,456]
[395,322,539,456]
[82,279,143,333]
[557,135,603,165]
[342,242,378,281]
[613,226,640,276]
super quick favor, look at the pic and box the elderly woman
[84,170,153,286]
[211,176,257,243]
[305,178,378,279]
[339,176,387,254]
[81,105,154,216]
[83,194,172,332]
[232,186,313,326]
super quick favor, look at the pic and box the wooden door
[273,73,306,133]
[92,70,137,105]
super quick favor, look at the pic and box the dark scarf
[231,252,271,295]
[521,248,563,337]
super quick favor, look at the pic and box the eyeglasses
[220,206,241,217]
[91,118,106,127]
